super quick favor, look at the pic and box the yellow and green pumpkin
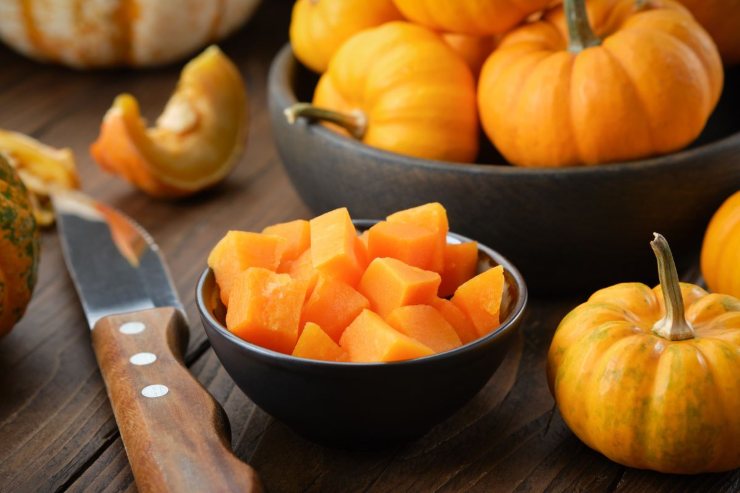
[547,234,740,474]
[0,153,40,338]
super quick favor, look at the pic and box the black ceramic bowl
[196,222,527,447]
[268,44,740,294]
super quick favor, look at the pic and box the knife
[52,190,261,493]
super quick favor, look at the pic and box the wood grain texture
[92,308,260,493]
[0,1,738,492]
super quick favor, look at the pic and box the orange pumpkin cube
[366,220,440,271]
[225,268,308,354]
[310,208,365,286]
[286,248,320,299]
[358,257,441,318]
[452,265,505,337]
[431,297,479,344]
[340,309,434,362]
[301,274,370,343]
[439,241,479,298]
[291,322,346,362]
[263,219,310,263]
[208,231,287,305]
[386,202,448,272]
[386,305,462,353]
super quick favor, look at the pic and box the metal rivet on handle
[141,384,169,398]
[120,322,145,334]
[130,352,157,366]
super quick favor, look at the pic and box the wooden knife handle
[91,307,262,493]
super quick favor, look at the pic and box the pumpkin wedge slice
[0,129,80,226]
[90,45,247,198]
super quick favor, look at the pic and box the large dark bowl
[196,222,527,447]
[268,44,740,294]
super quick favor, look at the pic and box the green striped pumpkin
[0,153,39,337]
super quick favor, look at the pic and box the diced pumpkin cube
[301,274,370,343]
[431,297,479,344]
[340,309,434,362]
[367,220,440,271]
[208,231,287,305]
[386,203,448,272]
[439,242,479,298]
[263,219,310,263]
[225,267,308,354]
[452,265,505,337]
[358,257,441,318]
[287,248,319,298]
[386,305,462,353]
[310,208,365,286]
[292,322,346,362]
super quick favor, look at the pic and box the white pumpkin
[0,0,261,68]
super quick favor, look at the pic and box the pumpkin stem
[284,103,367,140]
[650,233,695,341]
[564,0,602,53]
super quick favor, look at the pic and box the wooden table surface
[0,2,737,492]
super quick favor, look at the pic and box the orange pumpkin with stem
[289,0,403,73]
[285,22,478,163]
[677,0,740,65]
[91,46,247,198]
[547,233,740,473]
[701,191,740,297]
[392,0,552,36]
[478,0,723,167]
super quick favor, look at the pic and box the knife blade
[53,190,261,493]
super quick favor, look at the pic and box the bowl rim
[196,221,529,369]
[269,43,740,176]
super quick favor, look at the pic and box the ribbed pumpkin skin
[313,22,479,163]
[677,0,740,65]
[701,191,740,297]
[0,155,39,338]
[392,0,552,36]
[478,0,723,167]
[290,0,403,73]
[0,0,260,68]
[547,282,740,473]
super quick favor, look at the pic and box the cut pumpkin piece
[286,248,320,298]
[301,274,370,343]
[367,220,439,271]
[452,265,505,337]
[263,219,310,263]
[439,242,478,298]
[310,207,365,286]
[431,297,479,345]
[386,203,448,272]
[340,309,434,362]
[359,257,441,318]
[386,305,462,353]
[292,322,346,362]
[90,45,247,198]
[0,129,80,226]
[207,231,287,305]
[226,267,308,354]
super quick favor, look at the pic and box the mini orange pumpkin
[677,0,740,65]
[285,22,478,163]
[289,0,403,73]
[392,0,552,36]
[478,0,723,167]
[548,233,740,473]
[90,46,247,198]
[701,191,740,297]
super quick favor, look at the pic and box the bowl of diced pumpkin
[196,203,527,446]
